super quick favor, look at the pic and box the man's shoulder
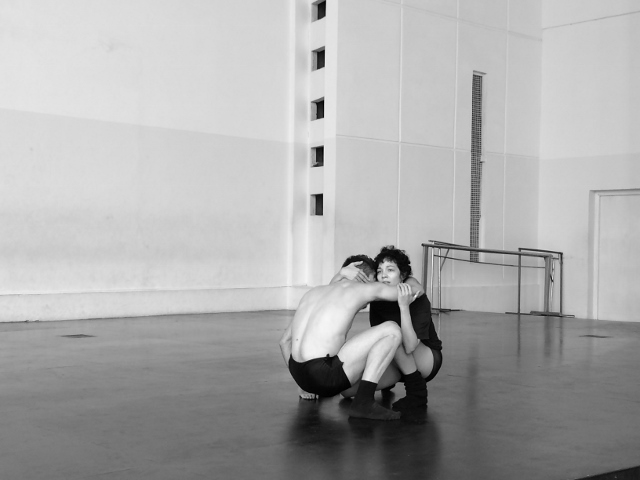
[333,279,366,289]
[329,281,387,306]
[311,280,365,298]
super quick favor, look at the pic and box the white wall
[12,0,631,321]
[327,0,542,313]
[0,1,293,321]
[539,1,640,319]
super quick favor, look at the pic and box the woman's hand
[397,283,417,308]
[339,262,372,283]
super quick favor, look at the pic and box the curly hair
[373,246,412,280]
[342,254,376,277]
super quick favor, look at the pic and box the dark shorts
[421,344,443,383]
[288,354,352,397]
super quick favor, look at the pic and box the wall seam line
[397,1,404,247]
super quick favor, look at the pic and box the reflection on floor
[1,310,639,480]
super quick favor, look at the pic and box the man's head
[374,246,412,284]
[342,254,376,279]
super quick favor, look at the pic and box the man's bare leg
[348,335,403,420]
[338,321,401,382]
[342,342,435,398]
[337,321,402,420]
[340,362,401,398]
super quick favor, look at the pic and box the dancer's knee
[380,321,402,345]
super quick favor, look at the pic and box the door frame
[588,189,640,319]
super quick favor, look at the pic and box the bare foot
[299,387,318,400]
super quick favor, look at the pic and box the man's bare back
[291,281,372,362]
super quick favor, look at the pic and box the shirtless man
[279,255,418,421]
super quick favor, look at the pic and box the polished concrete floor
[1,310,640,480]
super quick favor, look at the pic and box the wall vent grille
[470,73,484,262]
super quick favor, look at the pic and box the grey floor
[1,310,640,480]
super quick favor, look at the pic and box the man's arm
[404,276,425,298]
[330,261,372,284]
[363,281,419,303]
[279,322,293,367]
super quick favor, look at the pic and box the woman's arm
[397,283,420,354]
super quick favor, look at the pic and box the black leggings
[423,347,443,383]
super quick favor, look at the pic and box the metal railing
[421,241,572,317]
[517,247,567,317]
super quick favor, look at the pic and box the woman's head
[374,246,412,285]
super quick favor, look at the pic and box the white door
[596,191,640,321]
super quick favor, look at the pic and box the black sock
[392,371,428,411]
[349,380,401,420]
[404,371,427,398]
[352,380,377,407]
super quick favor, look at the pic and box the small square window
[313,1,326,21]
[311,99,324,120]
[311,194,323,216]
[313,49,325,71]
[311,146,324,167]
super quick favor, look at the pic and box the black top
[369,294,442,351]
